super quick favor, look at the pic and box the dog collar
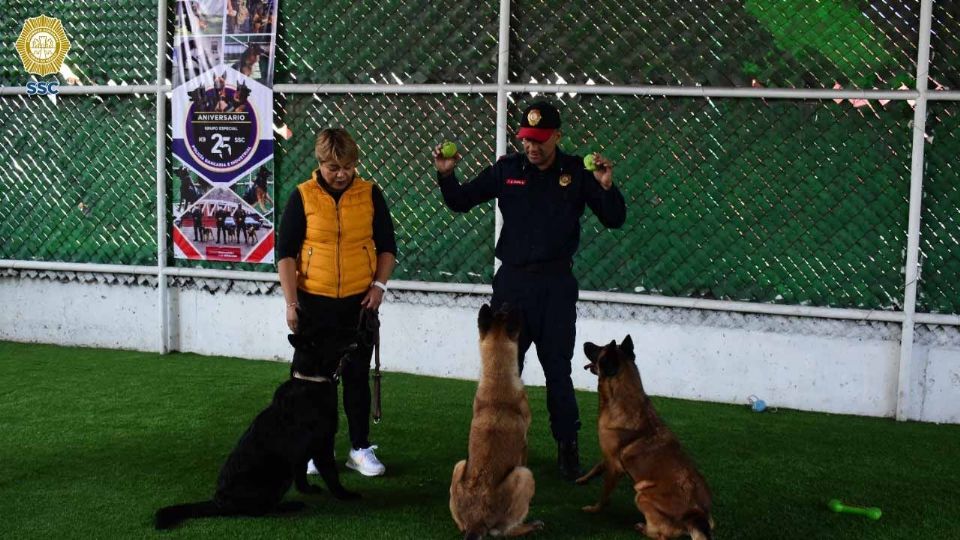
[292,371,332,384]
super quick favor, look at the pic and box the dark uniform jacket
[438,150,627,268]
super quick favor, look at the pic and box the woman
[278,128,397,477]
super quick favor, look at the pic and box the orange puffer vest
[297,175,377,298]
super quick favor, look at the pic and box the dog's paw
[333,489,361,501]
[529,520,545,531]
[581,504,603,513]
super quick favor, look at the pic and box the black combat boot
[557,439,584,481]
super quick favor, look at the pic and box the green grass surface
[1,341,958,539]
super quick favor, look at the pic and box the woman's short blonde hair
[315,128,359,164]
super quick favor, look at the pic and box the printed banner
[170,0,278,263]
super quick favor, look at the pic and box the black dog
[155,314,361,529]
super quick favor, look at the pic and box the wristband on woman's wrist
[371,281,388,292]
[286,301,299,309]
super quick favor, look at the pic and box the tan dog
[579,336,713,540]
[450,304,543,539]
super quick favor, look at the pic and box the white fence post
[494,0,511,275]
[156,0,169,354]
[896,0,935,421]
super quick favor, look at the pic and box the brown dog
[449,304,543,539]
[579,336,713,540]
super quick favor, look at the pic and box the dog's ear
[621,335,634,359]
[584,342,601,362]
[598,343,621,377]
[478,304,493,335]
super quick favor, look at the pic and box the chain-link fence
[0,1,157,86]
[510,0,919,89]
[544,96,912,308]
[1,0,958,314]
[0,94,157,264]
[274,0,501,85]
[274,93,499,283]
[931,1,960,90]
[918,101,960,314]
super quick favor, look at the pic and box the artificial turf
[0,341,957,539]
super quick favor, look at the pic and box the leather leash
[359,309,382,423]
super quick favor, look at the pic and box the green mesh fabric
[0,95,157,264]
[917,103,960,314]
[275,0,500,84]
[505,96,911,307]
[274,93,498,283]
[2,1,959,313]
[509,0,918,89]
[0,0,157,86]
[931,1,959,91]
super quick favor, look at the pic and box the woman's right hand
[286,305,299,333]
[433,144,460,177]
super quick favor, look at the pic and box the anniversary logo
[170,0,278,264]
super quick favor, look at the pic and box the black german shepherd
[155,312,361,529]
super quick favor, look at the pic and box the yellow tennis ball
[441,141,458,159]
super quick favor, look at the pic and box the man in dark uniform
[233,205,247,244]
[215,205,229,243]
[191,206,204,242]
[432,100,627,480]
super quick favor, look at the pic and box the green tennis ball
[583,153,597,171]
[441,141,457,159]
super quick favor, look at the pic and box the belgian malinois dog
[449,304,543,539]
[580,336,713,540]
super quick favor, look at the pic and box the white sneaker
[346,445,386,477]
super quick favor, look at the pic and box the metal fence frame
[1,0,956,419]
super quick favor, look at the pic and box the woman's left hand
[361,285,385,311]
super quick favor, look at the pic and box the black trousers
[491,264,580,443]
[296,290,373,450]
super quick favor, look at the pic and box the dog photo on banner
[170,0,278,263]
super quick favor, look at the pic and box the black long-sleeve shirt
[439,150,626,266]
[278,175,397,260]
